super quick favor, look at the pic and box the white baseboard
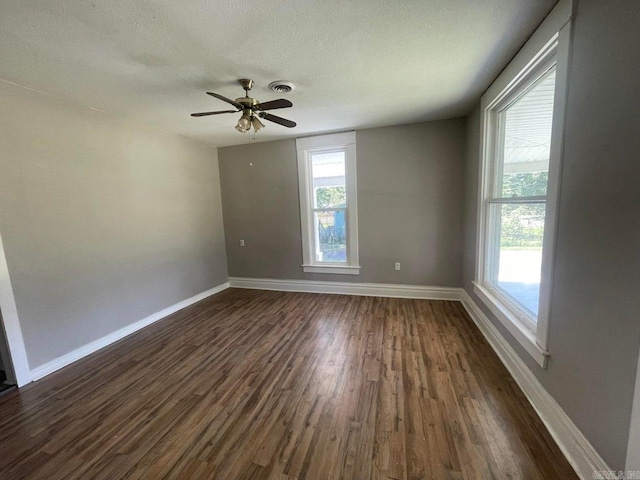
[459,290,610,480]
[30,282,229,381]
[228,277,461,300]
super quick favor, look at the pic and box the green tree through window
[315,186,346,208]
[500,172,548,248]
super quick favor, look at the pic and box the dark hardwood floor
[0,288,577,479]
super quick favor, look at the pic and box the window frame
[474,1,573,368]
[296,131,360,275]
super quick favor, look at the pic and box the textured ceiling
[0,0,557,147]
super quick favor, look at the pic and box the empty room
[0,0,638,479]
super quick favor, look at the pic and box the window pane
[315,186,346,209]
[500,67,556,197]
[493,202,545,317]
[311,151,346,208]
[314,210,347,263]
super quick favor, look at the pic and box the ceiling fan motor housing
[236,97,258,107]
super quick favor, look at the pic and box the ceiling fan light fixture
[251,116,265,132]
[235,112,251,133]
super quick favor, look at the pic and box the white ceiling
[0,0,557,147]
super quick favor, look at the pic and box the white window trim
[296,131,360,275]
[475,0,573,368]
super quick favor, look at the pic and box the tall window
[487,67,556,324]
[296,132,359,275]
[475,11,571,368]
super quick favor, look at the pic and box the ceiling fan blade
[191,110,238,117]
[206,92,243,110]
[255,99,293,111]
[259,112,297,128]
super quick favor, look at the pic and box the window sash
[312,208,348,265]
[488,196,547,204]
[484,199,546,328]
[311,207,346,213]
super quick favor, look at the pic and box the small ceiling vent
[269,81,295,93]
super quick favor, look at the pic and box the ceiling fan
[191,79,296,133]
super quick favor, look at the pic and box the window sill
[473,281,549,368]
[302,264,360,275]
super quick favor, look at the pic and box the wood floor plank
[0,289,578,479]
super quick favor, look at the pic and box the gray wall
[219,120,465,286]
[462,0,640,469]
[0,80,228,369]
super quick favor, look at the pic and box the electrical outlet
[394,262,401,271]
[240,239,245,247]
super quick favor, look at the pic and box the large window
[486,67,556,325]
[475,5,572,368]
[296,132,359,275]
